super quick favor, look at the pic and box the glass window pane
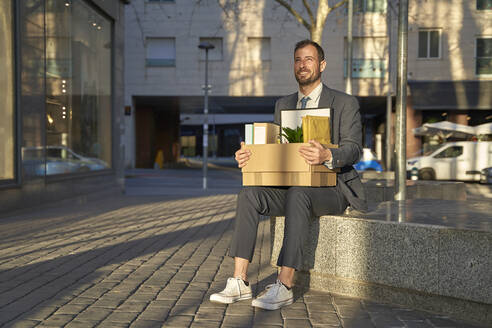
[429,31,440,58]
[0,0,15,180]
[20,0,46,179]
[354,0,363,13]
[476,58,492,75]
[147,38,176,66]
[199,37,223,61]
[418,31,428,58]
[477,38,492,57]
[435,146,463,158]
[45,0,111,175]
[356,0,385,12]
[477,0,492,10]
[477,38,492,75]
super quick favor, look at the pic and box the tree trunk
[311,26,323,44]
[273,0,347,45]
[312,0,329,44]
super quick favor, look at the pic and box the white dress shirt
[296,82,323,109]
[296,82,333,169]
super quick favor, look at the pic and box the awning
[180,114,274,126]
[408,81,492,110]
[475,122,492,135]
[413,121,476,139]
[413,121,492,139]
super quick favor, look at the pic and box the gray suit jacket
[273,84,367,211]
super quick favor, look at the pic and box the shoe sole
[210,293,252,304]
[251,298,293,310]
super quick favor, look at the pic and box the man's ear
[319,60,326,73]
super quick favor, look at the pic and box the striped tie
[300,96,310,109]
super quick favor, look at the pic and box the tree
[273,0,348,44]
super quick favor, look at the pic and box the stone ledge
[270,210,492,326]
[362,179,467,202]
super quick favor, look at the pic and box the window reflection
[0,0,14,180]
[45,0,112,175]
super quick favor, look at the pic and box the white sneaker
[210,277,252,304]
[251,280,293,310]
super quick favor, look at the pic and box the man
[210,39,366,310]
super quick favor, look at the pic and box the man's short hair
[294,39,325,62]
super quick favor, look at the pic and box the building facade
[123,0,492,168]
[0,0,128,213]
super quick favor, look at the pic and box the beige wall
[408,0,492,81]
[125,0,490,99]
[124,1,394,99]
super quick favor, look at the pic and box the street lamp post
[346,0,353,95]
[395,0,409,204]
[198,42,215,190]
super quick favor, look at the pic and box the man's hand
[298,140,332,165]
[235,142,251,168]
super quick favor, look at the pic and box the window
[199,37,223,61]
[434,146,463,159]
[0,0,15,180]
[344,37,387,78]
[44,0,112,175]
[180,136,196,157]
[477,0,492,10]
[248,37,271,61]
[418,30,441,58]
[476,38,492,75]
[354,0,386,13]
[146,38,175,67]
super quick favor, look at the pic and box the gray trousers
[229,186,348,270]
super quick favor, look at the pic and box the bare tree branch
[274,0,312,31]
[302,0,315,25]
[130,2,145,47]
[331,0,348,12]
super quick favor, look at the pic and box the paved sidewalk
[0,172,486,327]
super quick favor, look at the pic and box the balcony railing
[344,59,386,78]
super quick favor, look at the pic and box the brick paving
[0,184,486,327]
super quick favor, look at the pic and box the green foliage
[281,126,303,143]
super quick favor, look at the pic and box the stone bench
[270,199,492,326]
[362,179,467,202]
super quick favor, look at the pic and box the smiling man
[210,39,367,310]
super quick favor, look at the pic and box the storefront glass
[20,0,47,179]
[44,0,112,175]
[0,0,14,180]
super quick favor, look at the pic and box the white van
[406,141,492,181]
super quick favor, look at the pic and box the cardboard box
[241,143,339,187]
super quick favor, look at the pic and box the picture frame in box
[280,107,331,143]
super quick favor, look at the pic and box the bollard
[154,150,164,169]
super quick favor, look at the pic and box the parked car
[353,148,383,172]
[406,141,492,181]
[23,146,108,176]
[480,167,492,184]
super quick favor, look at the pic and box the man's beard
[295,68,321,86]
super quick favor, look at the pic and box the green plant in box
[281,126,303,143]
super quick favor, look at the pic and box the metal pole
[395,0,408,201]
[386,0,393,171]
[386,92,392,171]
[203,49,209,190]
[346,0,353,95]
